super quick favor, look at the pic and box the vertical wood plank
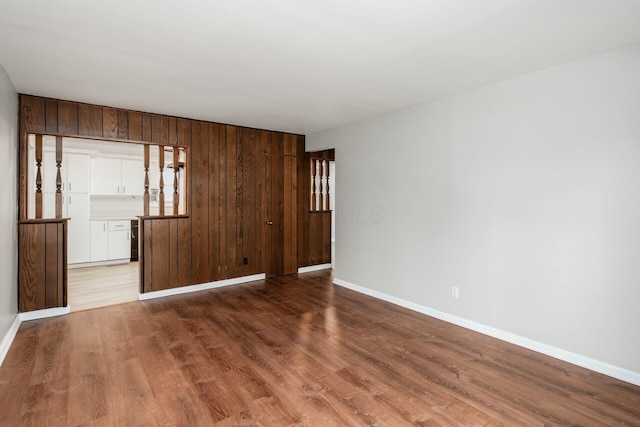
[218,125,228,279]
[44,223,59,308]
[152,114,169,144]
[235,127,243,277]
[45,99,58,133]
[142,113,152,142]
[168,117,178,146]
[58,222,65,306]
[102,107,118,139]
[226,126,237,279]
[190,121,209,284]
[283,151,292,273]
[322,213,331,263]
[150,219,170,291]
[117,110,129,140]
[243,128,256,275]
[143,220,152,292]
[24,96,45,132]
[169,219,178,288]
[177,218,192,287]
[128,112,142,141]
[208,124,221,281]
[78,104,103,137]
[256,131,266,274]
[58,101,78,135]
[19,224,46,311]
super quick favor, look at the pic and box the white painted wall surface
[307,43,640,374]
[0,64,18,342]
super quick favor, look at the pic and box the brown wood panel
[78,104,103,137]
[151,114,169,144]
[19,223,46,311]
[44,223,59,308]
[57,101,78,135]
[150,219,170,291]
[168,117,178,146]
[23,96,45,132]
[256,131,267,274]
[45,99,58,133]
[102,107,119,139]
[142,113,152,142]
[226,126,238,279]
[218,125,228,279]
[142,220,152,292]
[235,127,243,278]
[242,128,257,275]
[128,111,142,141]
[190,121,209,284]
[168,219,179,288]
[177,218,192,287]
[208,123,221,281]
[117,110,129,140]
[322,212,331,263]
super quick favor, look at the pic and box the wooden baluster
[55,136,63,218]
[173,148,179,215]
[35,134,43,219]
[144,145,150,216]
[310,159,317,211]
[318,160,324,211]
[326,160,330,211]
[159,146,165,216]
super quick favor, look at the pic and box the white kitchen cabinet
[108,221,131,260]
[90,221,109,262]
[43,152,89,194]
[91,157,144,196]
[67,193,91,264]
[121,159,144,195]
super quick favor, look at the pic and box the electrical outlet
[243,257,249,265]
[451,286,459,299]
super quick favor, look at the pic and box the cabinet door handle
[69,195,71,204]
[123,186,126,193]
[127,232,130,241]
[103,223,106,231]
[69,182,72,192]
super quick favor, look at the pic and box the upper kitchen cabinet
[91,157,144,196]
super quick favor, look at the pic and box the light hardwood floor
[68,262,139,312]
[1,270,639,425]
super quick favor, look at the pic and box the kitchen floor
[68,262,139,312]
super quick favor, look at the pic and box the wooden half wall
[19,95,317,306]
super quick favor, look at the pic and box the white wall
[0,64,18,342]
[307,42,640,374]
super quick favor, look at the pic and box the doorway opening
[26,134,187,311]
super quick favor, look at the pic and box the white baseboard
[0,315,21,367]
[139,273,266,301]
[333,278,640,387]
[19,306,71,322]
[298,263,333,274]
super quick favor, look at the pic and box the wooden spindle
[317,160,323,211]
[55,136,63,218]
[144,144,150,216]
[326,160,330,211]
[35,134,43,218]
[173,148,179,215]
[310,159,317,211]
[159,146,165,216]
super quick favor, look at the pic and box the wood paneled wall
[19,95,316,298]
[298,149,334,267]
[18,219,67,312]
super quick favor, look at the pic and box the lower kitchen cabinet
[90,220,131,262]
[90,221,108,262]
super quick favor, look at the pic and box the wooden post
[159,146,165,216]
[55,136,63,218]
[310,158,316,211]
[35,134,43,218]
[326,160,330,211]
[144,144,150,216]
[173,148,179,215]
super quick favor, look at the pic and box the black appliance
[130,219,139,262]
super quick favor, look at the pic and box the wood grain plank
[226,126,238,279]
[78,104,103,137]
[57,101,78,135]
[19,223,46,312]
[45,99,58,133]
[44,223,59,308]
[243,128,256,275]
[177,218,192,287]
[151,114,169,144]
[218,125,228,279]
[142,113,152,142]
[168,117,178,146]
[208,124,221,281]
[190,121,209,284]
[150,219,170,291]
[23,96,45,132]
[117,110,129,140]
[102,107,118,139]
[128,112,142,141]
[143,220,152,292]
[169,219,178,288]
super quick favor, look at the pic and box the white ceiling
[1,0,640,135]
